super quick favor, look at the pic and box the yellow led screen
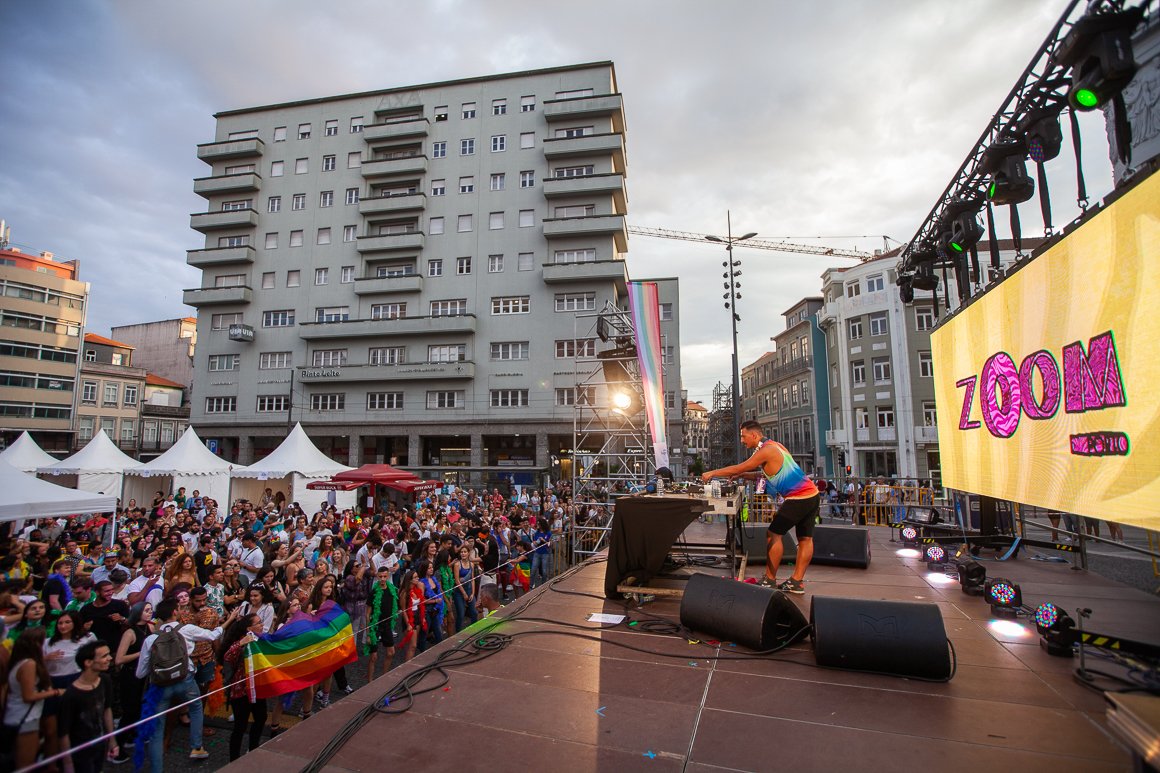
[931,170,1160,529]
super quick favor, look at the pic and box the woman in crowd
[415,560,444,649]
[164,552,200,588]
[450,545,478,632]
[238,582,277,634]
[255,565,288,605]
[4,598,55,648]
[221,558,247,613]
[4,628,65,770]
[266,595,305,734]
[219,612,268,760]
[114,601,153,754]
[41,609,96,765]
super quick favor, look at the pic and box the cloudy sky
[0,0,1114,403]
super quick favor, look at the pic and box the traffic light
[845,465,852,476]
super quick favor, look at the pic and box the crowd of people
[0,482,575,771]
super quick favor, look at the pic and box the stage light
[984,577,1023,616]
[983,141,1035,206]
[909,507,940,526]
[923,544,948,570]
[944,212,984,254]
[900,525,919,546]
[956,559,986,596]
[898,276,914,304]
[911,263,939,292]
[1021,110,1064,163]
[1057,8,1144,112]
[609,388,642,416]
[1034,602,1076,656]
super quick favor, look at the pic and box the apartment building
[770,297,832,477]
[76,333,146,452]
[0,246,88,453]
[139,373,189,460]
[684,400,709,467]
[110,317,196,391]
[186,63,677,483]
[740,350,778,439]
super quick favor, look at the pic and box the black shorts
[768,494,820,540]
[374,618,395,648]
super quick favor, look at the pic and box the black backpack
[149,624,191,686]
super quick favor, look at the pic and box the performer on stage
[702,420,819,594]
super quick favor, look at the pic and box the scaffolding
[568,301,653,563]
[708,380,737,471]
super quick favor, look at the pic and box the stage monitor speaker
[810,596,952,680]
[680,573,808,651]
[811,525,871,568]
[737,523,796,565]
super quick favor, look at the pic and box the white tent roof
[37,429,142,475]
[233,423,353,478]
[0,461,118,521]
[0,431,60,472]
[125,426,233,476]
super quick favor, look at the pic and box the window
[271,160,284,177]
[801,336,810,357]
[264,233,278,250]
[659,303,673,321]
[846,282,861,298]
[790,383,799,406]
[310,393,345,412]
[461,102,476,119]
[491,134,506,152]
[262,271,275,288]
[322,154,336,172]
[520,132,535,149]
[428,216,444,235]
[491,296,530,314]
[873,357,891,384]
[431,179,446,196]
[781,387,790,409]
[311,349,347,367]
[367,392,403,410]
[923,401,938,426]
[82,381,97,403]
[350,116,364,133]
[315,268,329,285]
[555,126,594,138]
[205,396,237,414]
[292,193,306,211]
[457,215,472,232]
[259,351,291,370]
[492,98,507,115]
[867,274,884,293]
[491,389,529,408]
[919,351,934,378]
[555,204,594,218]
[851,360,866,386]
[847,318,863,340]
[343,225,357,243]
[490,173,505,191]
[434,105,449,121]
[316,227,331,245]
[267,196,281,213]
[297,123,311,140]
[427,390,463,409]
[491,341,528,360]
[294,158,308,174]
[554,248,595,264]
[488,254,504,273]
[877,407,895,429]
[915,306,935,331]
[554,165,593,178]
[555,339,597,358]
[427,259,443,277]
[121,420,135,443]
[556,88,593,99]
[340,189,357,207]
[286,270,300,286]
[273,126,286,142]
[263,309,295,327]
[428,344,466,363]
[208,354,239,372]
[347,152,361,168]
[430,299,466,317]
[314,306,349,323]
[289,230,303,247]
[221,199,251,211]
[324,119,338,137]
[369,346,405,365]
[556,387,595,406]
[856,407,870,429]
[460,138,475,156]
[225,163,255,175]
[456,256,471,275]
[519,170,535,188]
[869,312,888,337]
[555,292,596,312]
[431,141,446,158]
[371,303,406,320]
[320,190,334,207]
[489,212,504,230]
[256,395,289,413]
[459,176,474,194]
[521,95,536,112]
[210,313,242,330]
[519,210,534,228]
[518,252,534,271]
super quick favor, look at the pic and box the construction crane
[627,225,891,261]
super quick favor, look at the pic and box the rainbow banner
[627,281,669,469]
[245,600,356,700]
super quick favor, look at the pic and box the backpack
[149,624,191,686]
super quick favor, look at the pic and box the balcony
[543,214,628,253]
[817,303,840,327]
[825,428,848,445]
[543,173,626,212]
[196,138,264,164]
[297,360,474,384]
[878,427,897,442]
[769,357,811,381]
[356,231,425,254]
[363,118,430,142]
[140,403,190,419]
[543,94,625,133]
[193,172,261,198]
[182,285,253,307]
[186,245,256,268]
[855,428,871,443]
[542,133,625,167]
[190,209,259,232]
[298,314,477,341]
[352,274,423,295]
[358,193,426,217]
[541,260,627,292]
[360,154,428,179]
[915,425,939,444]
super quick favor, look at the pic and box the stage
[227,523,1158,772]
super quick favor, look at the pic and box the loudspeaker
[680,572,808,651]
[810,525,871,568]
[810,596,952,680]
[736,523,797,564]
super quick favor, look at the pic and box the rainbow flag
[627,281,669,469]
[245,600,356,700]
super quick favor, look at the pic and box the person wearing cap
[90,551,130,586]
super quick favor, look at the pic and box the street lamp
[706,211,757,465]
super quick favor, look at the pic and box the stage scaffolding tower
[708,380,738,471]
[568,301,654,563]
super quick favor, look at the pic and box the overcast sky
[0,0,1115,404]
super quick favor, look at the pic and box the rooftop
[83,332,134,349]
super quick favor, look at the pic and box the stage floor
[229,525,1158,772]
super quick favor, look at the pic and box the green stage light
[1074,88,1099,109]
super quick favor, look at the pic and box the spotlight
[898,275,914,304]
[900,525,920,546]
[1034,602,1076,656]
[984,577,1023,616]
[923,544,948,571]
[1020,109,1064,163]
[956,559,986,596]
[982,140,1035,206]
[1057,8,1145,111]
[908,507,940,526]
[940,209,984,255]
[911,263,939,292]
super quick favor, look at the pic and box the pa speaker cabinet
[680,573,808,650]
[737,522,797,564]
[810,595,952,680]
[811,524,871,568]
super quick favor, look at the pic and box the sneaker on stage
[756,577,778,589]
[778,578,805,595]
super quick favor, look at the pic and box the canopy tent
[308,464,442,510]
[38,428,141,496]
[232,423,355,511]
[331,464,415,483]
[122,426,233,508]
[0,461,118,521]
[0,431,60,472]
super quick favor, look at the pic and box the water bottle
[710,479,721,499]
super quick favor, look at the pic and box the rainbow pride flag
[627,281,668,469]
[245,600,356,700]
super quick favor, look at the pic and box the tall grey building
[185,62,675,485]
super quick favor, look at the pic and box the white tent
[122,426,233,509]
[0,461,118,521]
[232,423,356,511]
[38,428,141,496]
[0,431,60,472]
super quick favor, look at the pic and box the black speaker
[810,525,871,568]
[736,523,796,565]
[810,596,952,680]
[680,573,808,651]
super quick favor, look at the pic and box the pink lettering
[956,376,981,430]
[980,352,1021,438]
[1018,350,1061,420]
[1063,331,1126,414]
